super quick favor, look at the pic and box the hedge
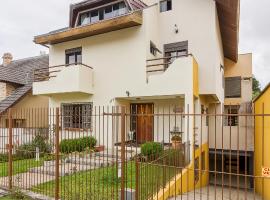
[141,142,163,160]
[60,136,97,153]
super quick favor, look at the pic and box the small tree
[252,75,261,99]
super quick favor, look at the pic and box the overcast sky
[0,0,269,88]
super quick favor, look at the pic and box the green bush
[15,135,51,160]
[141,142,163,160]
[0,153,9,163]
[161,149,185,167]
[0,135,51,162]
[60,136,97,153]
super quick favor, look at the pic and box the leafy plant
[141,142,163,160]
[60,136,97,153]
[15,134,51,160]
[171,135,181,141]
[252,75,261,99]
[9,176,33,199]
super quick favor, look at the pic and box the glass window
[80,13,90,26]
[118,2,127,15]
[91,10,99,23]
[150,42,157,56]
[224,105,239,126]
[99,9,104,20]
[104,6,113,19]
[160,0,172,12]
[63,103,92,129]
[76,1,127,27]
[65,48,82,65]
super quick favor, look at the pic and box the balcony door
[130,103,154,143]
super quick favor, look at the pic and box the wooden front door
[130,103,154,143]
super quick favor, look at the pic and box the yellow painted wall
[154,143,209,200]
[193,58,199,98]
[254,86,270,200]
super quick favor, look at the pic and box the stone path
[0,189,8,197]
[168,185,261,200]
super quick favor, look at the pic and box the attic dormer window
[76,1,128,27]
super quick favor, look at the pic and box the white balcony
[33,63,94,96]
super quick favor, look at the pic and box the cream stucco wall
[224,53,253,105]
[47,0,224,105]
[34,0,226,151]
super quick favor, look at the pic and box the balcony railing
[33,63,93,82]
[146,54,192,74]
[33,63,94,95]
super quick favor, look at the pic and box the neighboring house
[32,0,253,189]
[209,53,254,187]
[0,53,49,128]
[254,83,270,200]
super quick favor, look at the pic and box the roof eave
[216,0,240,62]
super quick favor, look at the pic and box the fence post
[55,108,60,200]
[121,106,126,200]
[8,109,13,190]
[135,159,139,200]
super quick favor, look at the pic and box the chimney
[2,53,13,66]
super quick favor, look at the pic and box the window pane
[160,1,167,12]
[167,0,172,11]
[160,0,172,12]
[80,13,90,26]
[99,9,104,20]
[76,53,82,63]
[177,50,187,56]
[91,10,99,23]
[66,54,75,64]
[118,2,127,15]
[104,6,113,19]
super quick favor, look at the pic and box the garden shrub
[161,149,185,167]
[15,134,51,160]
[141,142,163,160]
[60,136,97,153]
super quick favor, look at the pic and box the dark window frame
[225,76,242,98]
[65,47,82,65]
[164,41,188,68]
[224,105,239,126]
[160,0,172,12]
[76,1,127,27]
[150,41,157,56]
[62,102,93,129]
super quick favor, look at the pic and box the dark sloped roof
[69,0,147,27]
[0,55,49,114]
[0,84,32,114]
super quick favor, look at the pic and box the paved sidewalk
[168,186,261,200]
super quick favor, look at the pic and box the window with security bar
[224,105,240,126]
[62,103,92,129]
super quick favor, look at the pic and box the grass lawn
[0,196,13,200]
[0,159,43,177]
[32,161,181,200]
[0,195,32,200]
